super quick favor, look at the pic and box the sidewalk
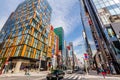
[87,70,120,78]
[0,71,50,77]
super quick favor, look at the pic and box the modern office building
[54,27,64,52]
[0,0,52,73]
[81,0,120,73]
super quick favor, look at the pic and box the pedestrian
[101,68,106,79]
[96,67,100,75]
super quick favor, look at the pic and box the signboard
[84,53,88,60]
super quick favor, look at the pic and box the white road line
[67,74,75,79]
[64,74,71,79]
[73,75,78,79]
[78,76,82,79]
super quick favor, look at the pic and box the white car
[66,69,73,74]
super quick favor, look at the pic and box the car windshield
[51,70,62,74]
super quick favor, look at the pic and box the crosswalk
[63,74,120,80]
[63,74,86,80]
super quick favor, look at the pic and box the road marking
[64,74,71,79]
[78,76,82,79]
[73,75,78,79]
[67,74,75,79]
[65,74,72,79]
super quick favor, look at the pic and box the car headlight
[52,75,56,77]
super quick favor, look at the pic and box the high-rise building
[0,0,52,73]
[68,42,75,70]
[63,40,67,69]
[54,27,64,67]
[54,27,64,52]
[81,0,120,73]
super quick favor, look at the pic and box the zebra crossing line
[73,75,78,79]
[64,74,71,79]
[67,74,75,79]
[64,74,84,80]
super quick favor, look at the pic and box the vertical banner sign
[84,53,88,60]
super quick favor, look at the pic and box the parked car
[46,70,65,80]
[66,69,73,74]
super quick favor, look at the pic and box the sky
[0,0,96,62]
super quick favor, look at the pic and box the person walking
[101,68,107,79]
[96,67,100,75]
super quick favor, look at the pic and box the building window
[109,9,116,15]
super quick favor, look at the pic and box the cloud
[0,17,7,30]
[48,0,80,37]
[73,35,84,47]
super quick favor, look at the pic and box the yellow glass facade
[0,0,52,68]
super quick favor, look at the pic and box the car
[46,70,65,80]
[66,69,73,74]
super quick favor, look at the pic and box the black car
[46,70,65,80]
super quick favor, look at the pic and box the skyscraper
[54,27,64,52]
[81,0,120,73]
[0,0,52,73]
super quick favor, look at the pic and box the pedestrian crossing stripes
[64,74,85,80]
[63,74,120,80]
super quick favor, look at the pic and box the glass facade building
[54,27,64,52]
[92,0,120,25]
[0,0,52,72]
[82,0,120,73]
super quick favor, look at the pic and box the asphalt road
[0,71,120,80]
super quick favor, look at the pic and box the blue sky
[0,0,96,62]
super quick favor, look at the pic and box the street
[0,71,120,80]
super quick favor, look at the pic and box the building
[0,0,52,73]
[54,27,64,52]
[65,42,75,70]
[63,40,67,69]
[54,27,64,67]
[81,0,120,73]
[47,25,59,70]
[66,45,72,69]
